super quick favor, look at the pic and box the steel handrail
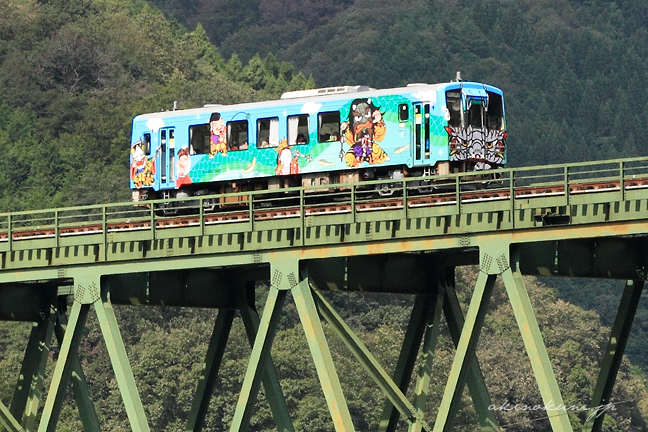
[1,156,648,248]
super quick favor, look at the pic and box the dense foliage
[145,0,648,373]
[539,277,648,379]
[149,0,648,168]
[2,270,647,430]
[1,0,648,430]
[0,0,313,209]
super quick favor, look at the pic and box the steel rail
[1,156,648,246]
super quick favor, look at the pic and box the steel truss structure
[1,157,648,431]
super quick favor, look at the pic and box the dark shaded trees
[3,269,647,430]
[148,0,648,167]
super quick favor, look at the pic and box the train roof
[133,81,503,122]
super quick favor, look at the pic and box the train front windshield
[446,90,505,130]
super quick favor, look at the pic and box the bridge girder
[1,157,648,431]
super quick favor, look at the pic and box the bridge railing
[1,156,648,250]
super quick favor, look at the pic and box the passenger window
[398,104,409,122]
[189,124,209,155]
[142,133,151,155]
[228,120,249,151]
[288,114,309,145]
[318,111,340,142]
[257,117,279,148]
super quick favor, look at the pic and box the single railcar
[129,75,507,208]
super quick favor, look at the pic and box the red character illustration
[275,139,292,175]
[175,147,192,188]
[275,139,311,175]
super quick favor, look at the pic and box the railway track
[2,176,647,243]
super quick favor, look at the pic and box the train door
[413,103,431,165]
[157,127,176,190]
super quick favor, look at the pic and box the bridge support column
[583,279,644,432]
[441,268,498,431]
[229,275,287,431]
[501,247,573,432]
[237,285,293,432]
[3,294,99,432]
[38,300,90,432]
[188,279,293,432]
[186,308,235,432]
[52,307,101,431]
[94,278,150,432]
[377,264,498,432]
[435,241,574,432]
[407,288,444,432]
[290,269,356,432]
[409,284,445,432]
[433,265,496,431]
[39,274,150,432]
[378,293,440,432]
[309,281,431,431]
[9,309,55,432]
[0,402,23,432]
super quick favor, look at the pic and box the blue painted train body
[129,79,507,202]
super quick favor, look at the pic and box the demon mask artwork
[445,126,506,169]
[341,98,390,167]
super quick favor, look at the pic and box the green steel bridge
[1,156,648,432]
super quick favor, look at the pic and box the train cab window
[257,117,279,148]
[486,92,505,130]
[189,124,209,155]
[227,120,249,151]
[467,99,485,128]
[288,114,309,145]
[399,104,409,122]
[446,91,462,127]
[318,111,340,142]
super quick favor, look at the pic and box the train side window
[257,117,279,148]
[189,124,209,155]
[318,111,340,142]
[398,104,409,122]
[227,120,249,151]
[142,133,151,155]
[288,114,309,145]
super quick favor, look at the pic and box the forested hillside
[0,0,312,210]
[1,0,648,430]
[149,0,648,168]
[145,0,648,373]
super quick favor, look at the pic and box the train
[129,73,507,211]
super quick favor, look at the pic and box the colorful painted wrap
[129,83,507,193]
